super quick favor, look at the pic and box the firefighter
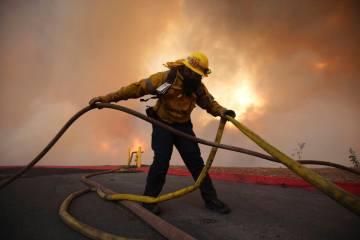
[89,52,236,214]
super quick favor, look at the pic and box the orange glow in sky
[131,138,146,152]
[99,141,119,158]
[100,141,110,152]
[144,23,265,125]
[314,62,328,70]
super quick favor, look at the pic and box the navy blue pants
[143,119,217,202]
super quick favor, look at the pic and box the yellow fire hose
[61,170,198,240]
[95,118,226,203]
[59,188,138,240]
[1,103,358,190]
[226,116,360,215]
[1,103,359,240]
[59,119,225,240]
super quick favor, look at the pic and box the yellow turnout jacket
[102,69,226,123]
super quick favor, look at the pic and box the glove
[220,108,236,118]
[89,96,110,108]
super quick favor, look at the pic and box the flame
[212,73,265,123]
[194,73,264,128]
[143,21,265,126]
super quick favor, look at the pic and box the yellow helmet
[182,52,212,77]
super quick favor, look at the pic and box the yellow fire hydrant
[127,146,143,168]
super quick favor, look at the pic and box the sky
[0,0,359,168]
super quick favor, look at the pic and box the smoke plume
[1,0,359,167]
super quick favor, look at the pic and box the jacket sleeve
[102,71,168,102]
[196,83,226,117]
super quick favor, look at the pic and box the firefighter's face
[182,66,203,82]
[181,66,202,96]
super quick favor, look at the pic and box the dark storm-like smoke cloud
[181,0,360,167]
[0,0,359,167]
[183,0,360,106]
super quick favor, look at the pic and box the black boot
[205,198,231,214]
[142,203,162,215]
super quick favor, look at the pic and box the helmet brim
[182,59,209,77]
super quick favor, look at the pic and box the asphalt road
[0,169,359,240]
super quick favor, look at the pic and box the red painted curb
[2,165,359,195]
[136,167,360,195]
[0,165,119,170]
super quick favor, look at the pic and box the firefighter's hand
[89,96,108,108]
[220,109,236,118]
